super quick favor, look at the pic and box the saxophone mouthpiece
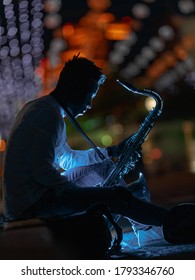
[116,79,137,93]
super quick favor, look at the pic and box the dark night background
[1,0,195,261]
[1,0,195,209]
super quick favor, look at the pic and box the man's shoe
[133,224,164,247]
[163,203,195,244]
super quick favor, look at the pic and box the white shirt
[2,95,109,220]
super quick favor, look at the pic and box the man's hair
[55,54,106,104]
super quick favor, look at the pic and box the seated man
[2,54,168,235]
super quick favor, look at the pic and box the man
[2,54,167,230]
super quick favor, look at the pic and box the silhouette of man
[2,54,167,231]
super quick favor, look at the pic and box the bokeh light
[0,0,44,139]
[101,134,113,146]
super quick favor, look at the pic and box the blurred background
[0,0,195,211]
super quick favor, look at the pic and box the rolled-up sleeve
[60,142,110,170]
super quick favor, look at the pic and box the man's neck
[50,90,65,107]
[50,90,66,117]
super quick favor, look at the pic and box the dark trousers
[26,186,168,226]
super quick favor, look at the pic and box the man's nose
[87,100,92,108]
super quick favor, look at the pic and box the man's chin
[76,112,84,118]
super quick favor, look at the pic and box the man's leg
[32,186,168,226]
[127,174,164,246]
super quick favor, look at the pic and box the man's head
[54,54,106,117]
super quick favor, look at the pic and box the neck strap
[64,108,106,161]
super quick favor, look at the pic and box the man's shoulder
[25,95,60,116]
[30,96,65,130]
[35,95,63,117]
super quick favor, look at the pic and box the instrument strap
[64,108,106,161]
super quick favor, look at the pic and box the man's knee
[112,186,133,200]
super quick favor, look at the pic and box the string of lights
[0,0,44,140]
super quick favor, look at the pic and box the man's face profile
[67,81,99,118]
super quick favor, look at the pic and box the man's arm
[59,142,110,170]
[29,110,76,188]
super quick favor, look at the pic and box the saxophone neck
[117,79,163,113]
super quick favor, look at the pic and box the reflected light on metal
[145,97,156,111]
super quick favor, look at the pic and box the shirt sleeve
[59,142,110,170]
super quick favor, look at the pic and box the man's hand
[106,133,141,158]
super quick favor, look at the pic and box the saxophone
[102,80,163,187]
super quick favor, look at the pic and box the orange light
[87,0,111,12]
[68,27,88,47]
[35,66,45,78]
[147,67,160,79]
[175,47,187,60]
[96,13,115,29]
[121,16,132,25]
[0,139,6,152]
[105,23,131,40]
[93,59,107,69]
[62,24,75,38]
[143,154,153,165]
[61,50,87,62]
[151,148,162,160]
[163,51,176,67]
[182,35,194,50]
